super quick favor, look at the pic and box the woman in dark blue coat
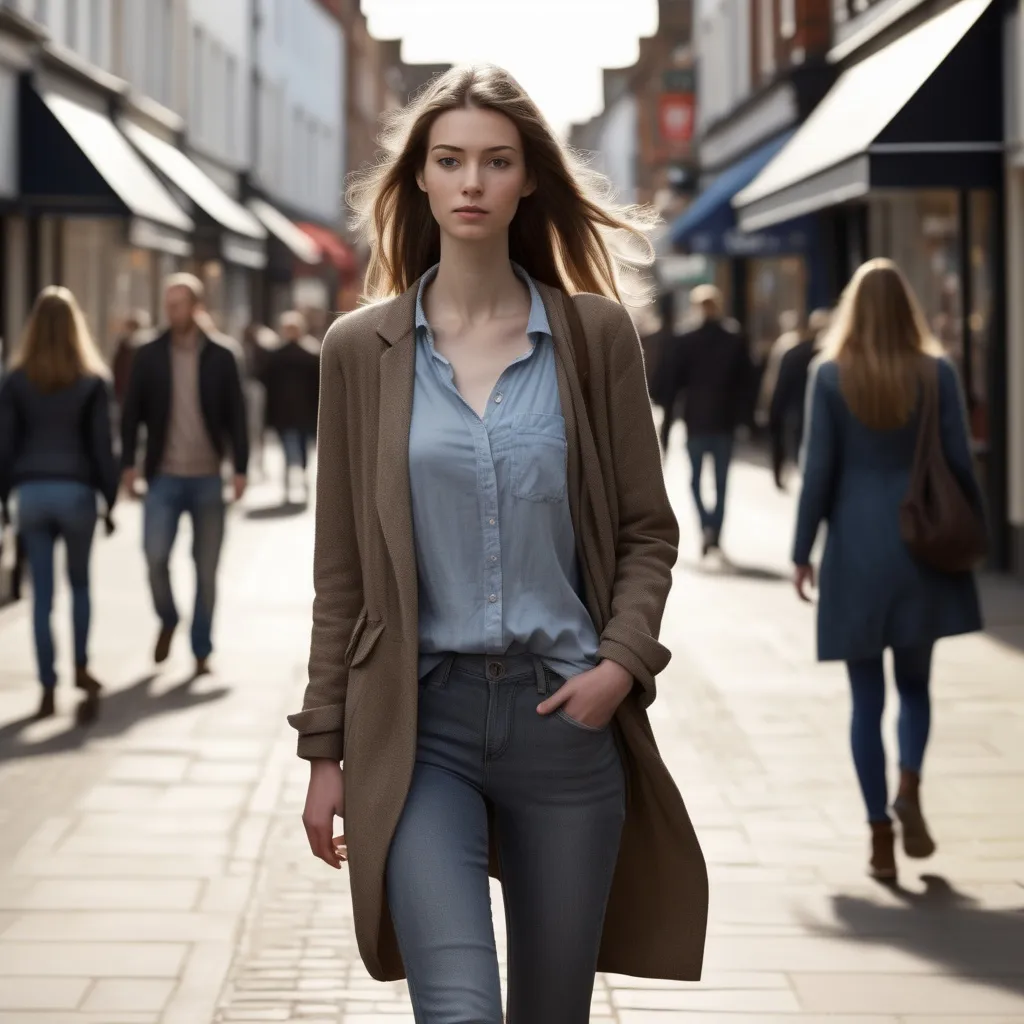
[792,259,983,882]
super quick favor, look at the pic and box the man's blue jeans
[386,654,626,1023]
[686,433,734,538]
[845,644,934,823]
[18,481,97,688]
[143,475,225,660]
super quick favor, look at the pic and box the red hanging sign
[658,93,696,144]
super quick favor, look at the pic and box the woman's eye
[438,157,458,168]
[491,158,510,169]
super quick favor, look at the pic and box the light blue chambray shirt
[410,263,600,680]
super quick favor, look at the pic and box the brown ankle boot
[75,666,102,696]
[893,769,936,858]
[869,821,897,881]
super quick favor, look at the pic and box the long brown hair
[10,286,109,392]
[824,258,944,430]
[348,64,657,303]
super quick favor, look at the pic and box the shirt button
[488,594,498,603]
[488,518,496,526]
[490,555,498,563]
[494,393,503,404]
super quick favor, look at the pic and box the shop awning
[23,89,193,255]
[297,221,357,277]
[121,121,268,268]
[734,0,1001,233]
[671,132,794,250]
[247,198,322,266]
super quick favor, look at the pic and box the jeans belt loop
[533,656,547,695]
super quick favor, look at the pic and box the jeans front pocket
[510,412,567,503]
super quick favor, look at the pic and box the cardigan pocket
[510,412,567,503]
[348,617,385,668]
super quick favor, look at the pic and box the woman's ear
[416,167,427,192]
[522,174,537,198]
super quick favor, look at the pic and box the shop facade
[735,0,1010,569]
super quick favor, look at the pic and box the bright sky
[362,0,660,136]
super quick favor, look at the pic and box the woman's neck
[427,236,526,327]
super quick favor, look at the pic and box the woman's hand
[302,759,346,869]
[536,659,634,729]
[794,563,816,602]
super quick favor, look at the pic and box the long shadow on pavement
[806,875,1024,999]
[0,673,230,763]
[244,500,308,521]
[679,556,789,583]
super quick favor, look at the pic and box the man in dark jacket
[120,274,249,675]
[672,285,753,555]
[260,311,320,504]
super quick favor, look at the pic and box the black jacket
[670,319,753,435]
[0,369,119,512]
[770,336,821,441]
[120,330,249,479]
[259,339,321,435]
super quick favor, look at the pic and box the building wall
[10,0,114,70]
[114,0,184,114]
[698,0,752,132]
[598,93,639,205]
[186,0,250,171]
[254,0,344,223]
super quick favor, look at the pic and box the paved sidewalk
[0,443,1022,1023]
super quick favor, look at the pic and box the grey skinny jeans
[386,653,627,1024]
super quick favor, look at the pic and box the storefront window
[967,190,995,450]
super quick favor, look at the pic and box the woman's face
[418,107,535,243]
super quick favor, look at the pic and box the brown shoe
[869,821,897,882]
[194,657,211,678]
[74,667,103,696]
[154,626,175,664]
[893,770,936,858]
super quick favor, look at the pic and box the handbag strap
[560,291,592,426]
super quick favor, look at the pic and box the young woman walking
[0,287,118,719]
[289,64,708,1023]
[793,259,984,881]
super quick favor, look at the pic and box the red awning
[297,222,358,277]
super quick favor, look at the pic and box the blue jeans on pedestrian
[143,475,225,660]
[17,481,98,688]
[845,644,934,823]
[386,653,626,1024]
[279,429,308,470]
[686,433,734,539]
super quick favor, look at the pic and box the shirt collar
[414,262,551,339]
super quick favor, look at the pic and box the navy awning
[670,131,795,250]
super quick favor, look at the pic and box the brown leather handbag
[899,359,988,573]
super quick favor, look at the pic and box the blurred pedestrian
[120,274,249,677]
[111,309,152,408]
[0,287,118,719]
[670,284,752,556]
[754,309,802,429]
[792,258,984,883]
[259,311,320,504]
[768,307,831,489]
[241,321,277,480]
[291,64,706,1024]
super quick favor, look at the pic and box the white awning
[734,0,997,232]
[247,197,322,265]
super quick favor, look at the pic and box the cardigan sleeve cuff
[598,638,660,710]
[288,702,345,762]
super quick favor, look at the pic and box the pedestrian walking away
[259,310,321,504]
[768,307,832,490]
[0,286,119,720]
[120,274,249,677]
[792,258,985,883]
[669,284,753,556]
[289,63,708,1024]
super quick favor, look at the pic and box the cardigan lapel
[375,285,420,625]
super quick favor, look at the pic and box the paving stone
[0,978,90,1010]
[0,941,186,976]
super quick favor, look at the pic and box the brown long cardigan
[288,277,709,982]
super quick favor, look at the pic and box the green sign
[663,68,695,94]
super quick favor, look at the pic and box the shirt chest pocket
[510,412,567,504]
